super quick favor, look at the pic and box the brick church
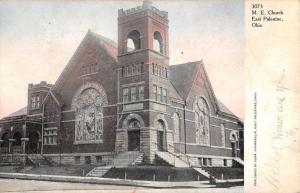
[0,0,244,168]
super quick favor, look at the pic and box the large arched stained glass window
[71,83,108,144]
[194,97,210,146]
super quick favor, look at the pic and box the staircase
[233,157,244,166]
[112,151,144,167]
[155,151,189,168]
[26,154,49,166]
[193,167,211,178]
[86,166,112,177]
[155,151,214,180]
[86,151,143,177]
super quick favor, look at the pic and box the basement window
[74,156,80,164]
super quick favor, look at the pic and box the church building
[0,0,244,168]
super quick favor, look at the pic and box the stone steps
[193,167,211,179]
[26,154,49,166]
[87,166,112,177]
[112,151,143,167]
[155,151,189,168]
[233,157,244,166]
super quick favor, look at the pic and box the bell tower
[118,0,169,64]
[116,0,171,163]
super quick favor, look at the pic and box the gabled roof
[217,99,235,116]
[169,61,201,100]
[43,90,64,107]
[3,106,27,119]
[88,31,118,59]
[53,30,118,90]
[170,60,238,118]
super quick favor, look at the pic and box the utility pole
[183,100,187,154]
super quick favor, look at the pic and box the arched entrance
[157,120,167,152]
[1,133,9,154]
[27,131,40,154]
[127,119,141,151]
[13,132,22,154]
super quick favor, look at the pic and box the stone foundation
[43,153,114,165]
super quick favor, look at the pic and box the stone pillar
[0,140,3,154]
[8,139,16,154]
[21,138,29,154]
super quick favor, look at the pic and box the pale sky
[0,0,244,119]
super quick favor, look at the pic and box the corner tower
[118,0,169,63]
[116,1,171,163]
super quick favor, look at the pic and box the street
[0,178,243,193]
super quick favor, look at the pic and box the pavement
[0,178,244,193]
[0,172,216,189]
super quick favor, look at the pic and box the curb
[0,172,215,188]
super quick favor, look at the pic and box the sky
[0,0,244,119]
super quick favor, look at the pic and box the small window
[162,88,167,103]
[121,67,125,77]
[126,66,130,76]
[131,87,137,101]
[158,66,161,76]
[153,85,157,100]
[198,158,202,166]
[138,85,144,100]
[140,62,144,73]
[36,96,40,108]
[75,156,80,164]
[31,96,36,109]
[208,158,212,166]
[96,156,102,164]
[152,63,155,74]
[224,159,227,166]
[85,156,91,164]
[155,64,158,75]
[239,130,244,139]
[157,87,162,102]
[203,158,207,166]
[132,65,136,75]
[123,88,129,102]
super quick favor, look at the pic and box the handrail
[166,143,193,167]
[152,142,192,167]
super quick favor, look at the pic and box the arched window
[71,83,108,144]
[157,120,165,130]
[173,113,180,143]
[126,30,141,52]
[13,132,22,146]
[153,31,163,54]
[194,97,210,145]
[1,132,9,147]
[128,119,141,130]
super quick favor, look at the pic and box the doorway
[27,131,40,154]
[157,120,167,151]
[157,130,165,151]
[128,130,140,151]
[231,142,236,157]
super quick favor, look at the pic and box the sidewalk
[0,172,215,188]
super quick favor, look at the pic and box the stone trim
[122,113,145,128]
[174,142,232,150]
[185,153,236,160]
[120,81,145,87]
